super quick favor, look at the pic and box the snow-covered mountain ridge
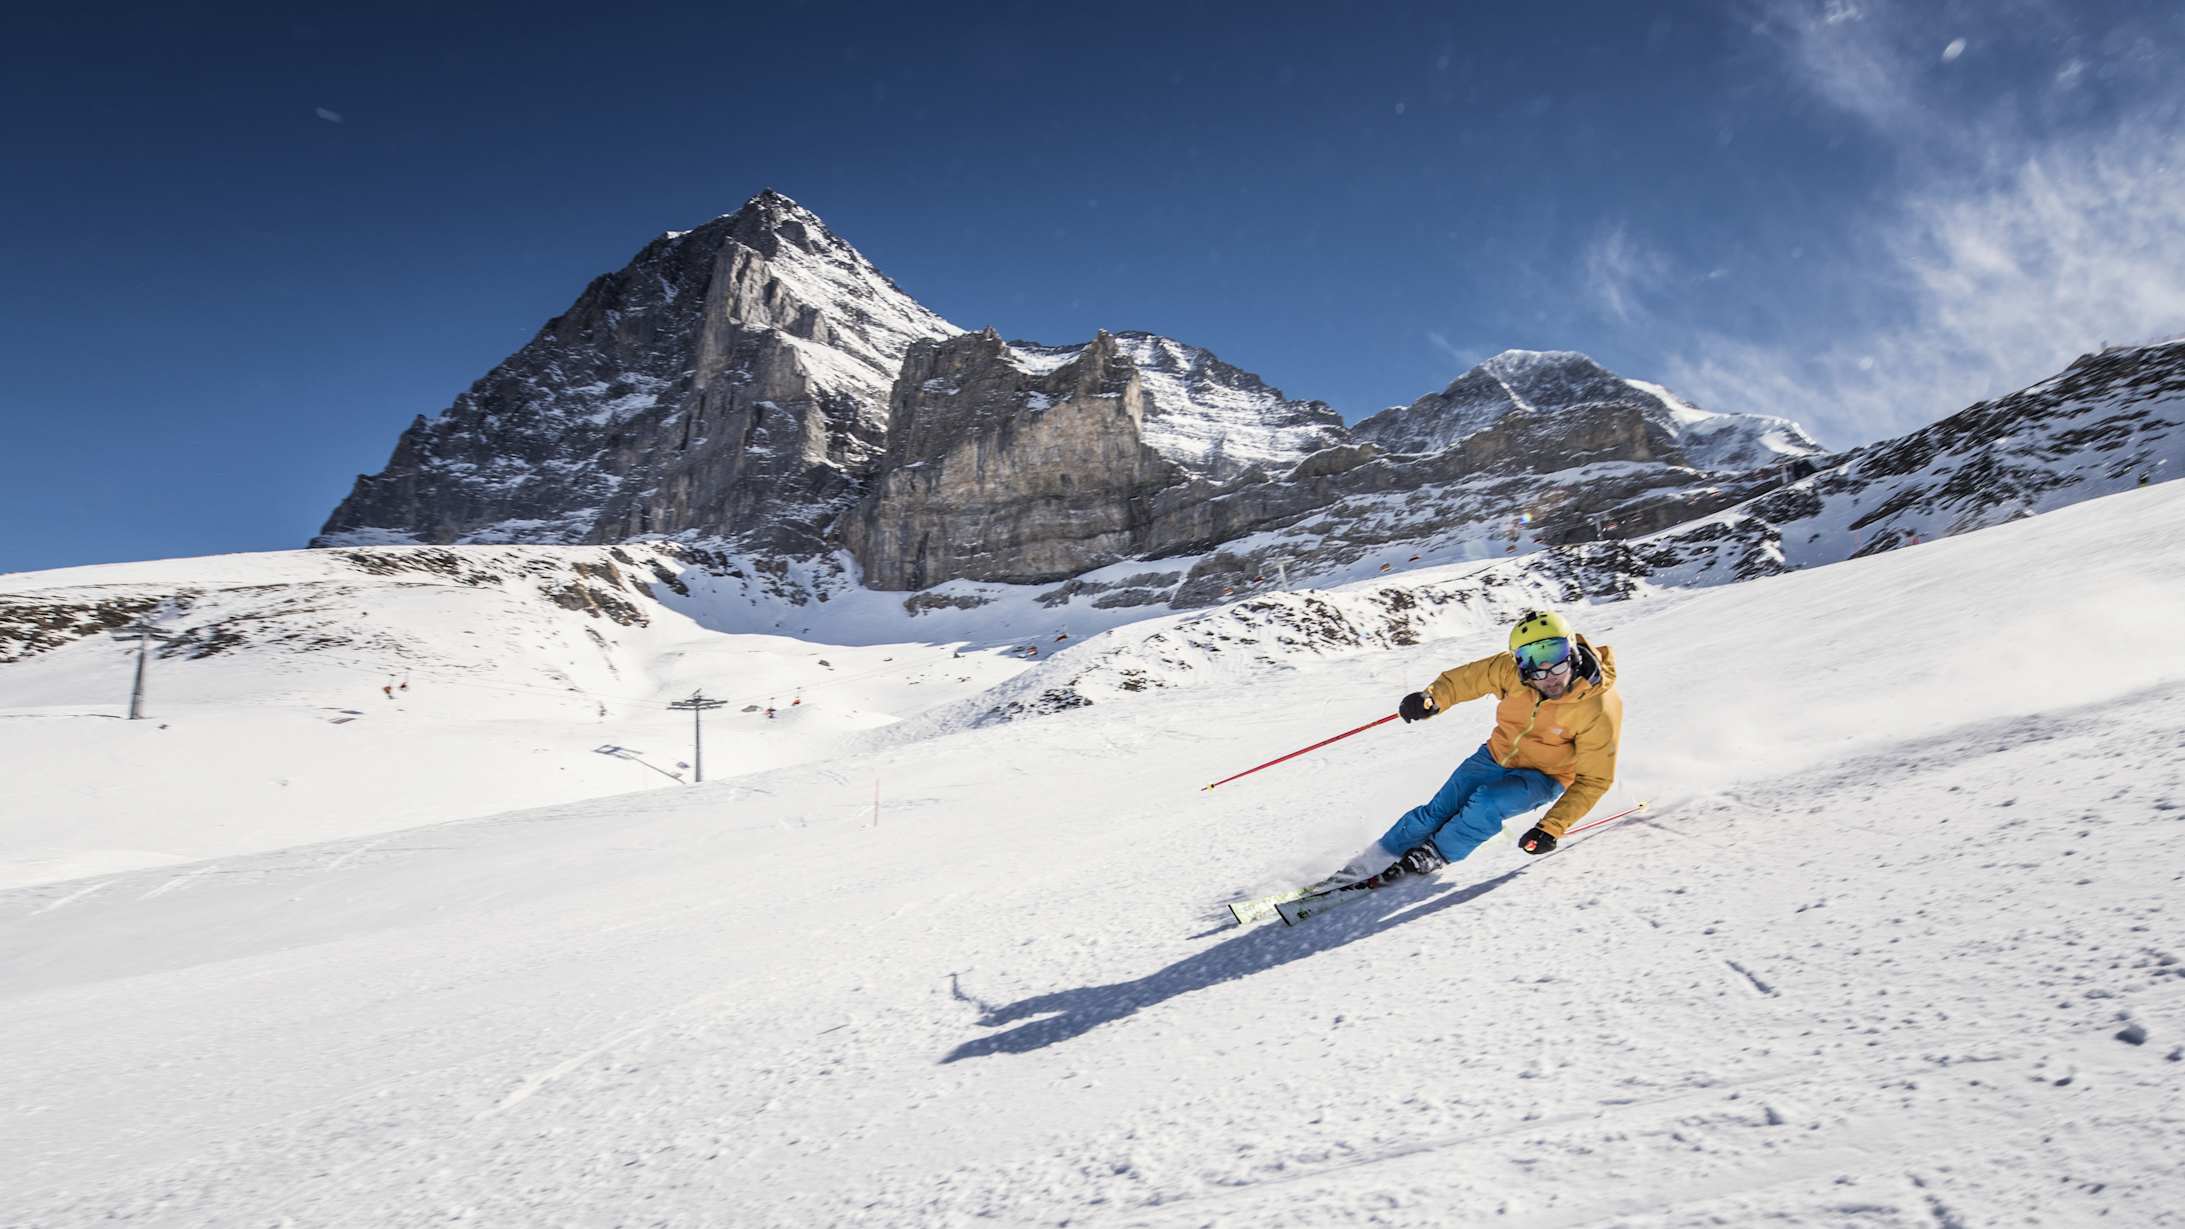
[1353,348,1824,472]
[313,192,1825,593]
[1147,335,2183,607]
[307,193,2179,619]
[836,326,1835,591]
[1649,334,2185,575]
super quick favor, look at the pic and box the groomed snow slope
[5,484,2183,1226]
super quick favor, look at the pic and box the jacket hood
[1574,634,1615,692]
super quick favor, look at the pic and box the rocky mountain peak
[716,189,860,269]
[1355,349,1635,454]
[315,192,956,553]
[1352,348,1820,473]
[1479,349,1624,399]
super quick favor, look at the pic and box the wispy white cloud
[1668,120,2185,445]
[1423,330,1483,370]
[1645,0,2185,446]
[314,106,344,124]
[1583,223,1672,325]
[1759,0,1931,135]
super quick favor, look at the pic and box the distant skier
[1357,609,1622,886]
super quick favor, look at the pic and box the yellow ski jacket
[1422,636,1622,836]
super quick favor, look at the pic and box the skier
[1356,609,1622,887]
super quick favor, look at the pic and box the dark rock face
[843,330,1183,588]
[1448,400,1679,470]
[315,190,957,554]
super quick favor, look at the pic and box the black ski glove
[1398,691,1436,723]
[1518,826,1558,855]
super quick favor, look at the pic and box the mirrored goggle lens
[1515,637,1573,673]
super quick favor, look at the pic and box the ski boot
[1358,841,1447,889]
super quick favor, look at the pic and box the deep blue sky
[4,1,2179,572]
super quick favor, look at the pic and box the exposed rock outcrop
[1354,349,1823,471]
[315,190,958,554]
[844,334,1826,592]
[844,330,1183,588]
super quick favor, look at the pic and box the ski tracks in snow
[1081,1021,2172,1227]
[474,1015,668,1121]
[25,877,109,916]
[135,861,220,900]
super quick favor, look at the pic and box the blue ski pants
[1378,743,1565,865]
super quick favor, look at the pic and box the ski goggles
[1513,636,1575,676]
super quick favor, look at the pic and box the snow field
[0,543,1059,888]
[3,484,2183,1225]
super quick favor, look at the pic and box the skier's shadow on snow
[943,869,1524,1063]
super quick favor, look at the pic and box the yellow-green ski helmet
[1508,609,1578,677]
[1508,609,1574,651]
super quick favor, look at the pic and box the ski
[1228,804,1653,928]
[1271,802,1654,927]
[1275,882,1379,925]
[1226,879,1346,925]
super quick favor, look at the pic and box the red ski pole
[1202,712,1401,792]
[1560,800,1648,837]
